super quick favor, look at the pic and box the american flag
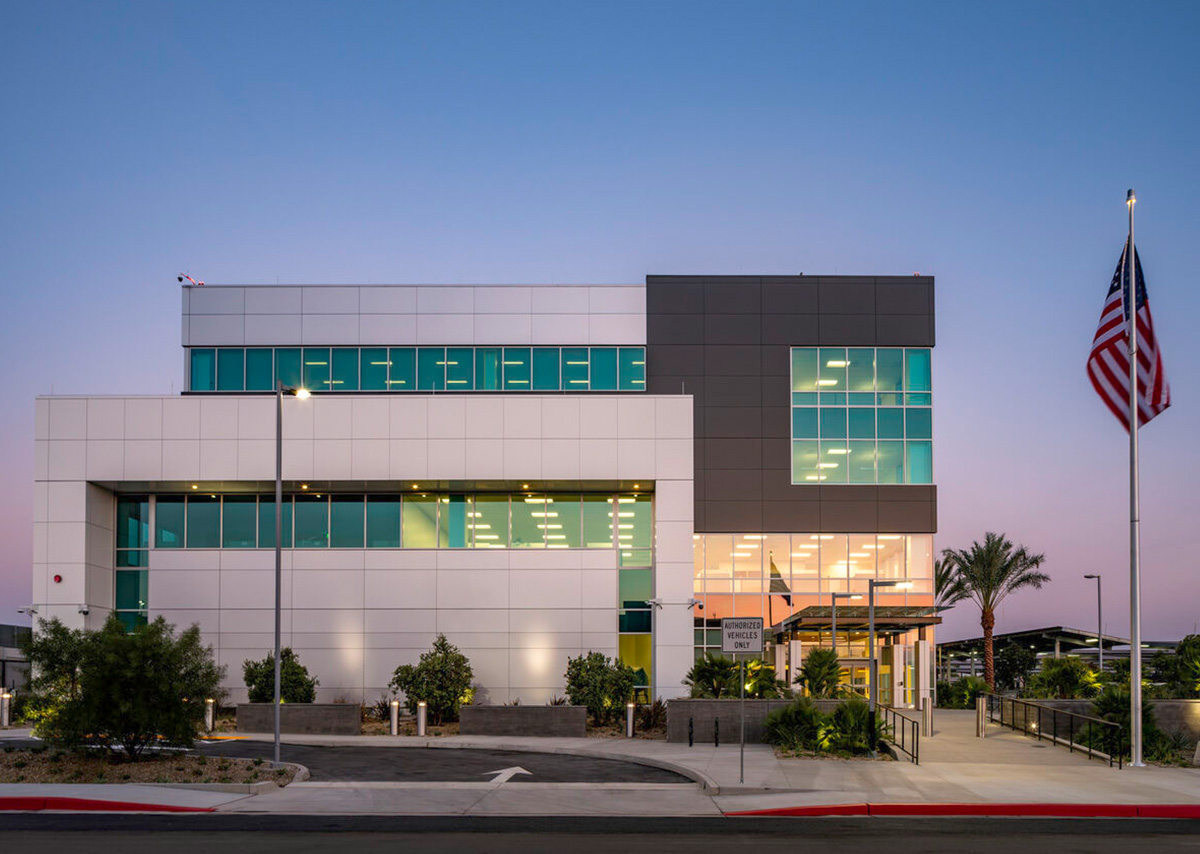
[1087,242,1170,430]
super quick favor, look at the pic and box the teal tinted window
[791,349,818,392]
[618,348,645,390]
[906,393,932,406]
[847,349,875,391]
[117,612,148,630]
[590,348,618,390]
[217,349,245,391]
[275,348,301,389]
[116,496,149,549]
[511,495,545,547]
[471,494,508,548]
[562,348,589,389]
[330,496,365,548]
[503,348,531,390]
[620,548,652,567]
[155,497,185,548]
[116,550,147,567]
[582,495,613,547]
[257,497,293,548]
[848,392,874,405]
[332,348,359,391]
[360,348,388,390]
[389,348,415,389]
[246,349,274,390]
[222,496,257,548]
[876,349,903,391]
[294,494,329,547]
[619,610,652,632]
[618,494,652,549]
[905,349,932,392]
[440,494,469,548]
[792,408,818,439]
[619,569,652,608]
[820,392,847,405]
[818,442,848,483]
[878,409,904,439]
[186,495,220,548]
[190,349,215,391]
[532,348,560,390]
[848,409,876,439]
[792,440,819,482]
[906,408,932,439]
[819,408,846,439]
[792,392,818,405]
[544,495,581,548]
[365,496,401,547]
[907,441,933,483]
[403,495,438,548]
[303,348,331,392]
[417,348,445,390]
[877,441,905,484]
[475,348,501,390]
[818,348,847,390]
[445,348,473,389]
[115,570,148,611]
[848,442,876,483]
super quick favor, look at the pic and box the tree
[796,648,844,698]
[993,643,1037,692]
[25,614,224,760]
[1026,657,1099,700]
[564,651,636,724]
[934,556,967,610]
[1150,635,1200,698]
[941,532,1049,690]
[243,648,319,704]
[389,634,474,725]
[20,618,86,714]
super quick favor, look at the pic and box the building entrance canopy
[771,605,941,639]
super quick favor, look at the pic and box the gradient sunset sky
[2,1,1198,642]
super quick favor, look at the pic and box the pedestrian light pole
[829,592,863,658]
[275,381,310,766]
[1084,574,1103,672]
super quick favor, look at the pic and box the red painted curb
[726,802,1200,819]
[0,797,213,813]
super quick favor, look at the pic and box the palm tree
[796,647,845,698]
[941,532,1049,690]
[934,555,967,610]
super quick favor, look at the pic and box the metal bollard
[0,692,10,728]
[714,718,719,748]
[625,703,635,738]
[975,696,987,737]
[204,698,215,733]
[417,701,427,736]
[390,700,400,736]
[688,717,694,747]
[921,698,933,737]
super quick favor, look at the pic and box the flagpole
[1127,188,1143,767]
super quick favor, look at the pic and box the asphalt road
[192,740,691,783]
[1,817,1199,852]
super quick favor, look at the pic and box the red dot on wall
[53,574,62,583]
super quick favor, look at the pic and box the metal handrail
[877,705,920,764]
[985,694,1123,769]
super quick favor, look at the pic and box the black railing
[985,694,1123,769]
[876,706,920,764]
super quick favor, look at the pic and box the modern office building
[31,275,937,705]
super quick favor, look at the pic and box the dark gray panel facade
[645,275,936,534]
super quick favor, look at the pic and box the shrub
[242,648,319,704]
[684,653,739,699]
[763,696,825,752]
[994,643,1038,691]
[796,648,844,698]
[1026,658,1099,700]
[1082,686,1166,760]
[823,696,882,754]
[389,634,474,725]
[564,651,637,724]
[635,697,667,731]
[936,676,989,708]
[24,614,224,760]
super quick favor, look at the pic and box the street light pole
[1085,574,1103,672]
[867,580,912,713]
[275,381,309,767]
[830,592,863,659]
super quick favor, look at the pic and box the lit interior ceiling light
[447,379,467,384]
[388,380,407,385]
[547,534,566,540]
[817,379,839,386]
[826,360,848,367]
[818,535,835,540]
[804,475,827,481]
[566,361,588,366]
[411,484,419,489]
[616,498,637,504]
[474,534,499,540]
[817,463,839,469]
[863,545,880,549]
[826,448,849,455]
[733,551,753,557]
[521,483,529,489]
[191,484,198,490]
[632,360,645,365]
[743,534,766,540]
[304,361,328,366]
[508,379,529,384]
[300,484,309,490]
[536,524,563,529]
[470,523,492,529]
[369,361,390,366]
[878,535,902,540]
[503,361,525,366]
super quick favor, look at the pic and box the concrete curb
[726,802,1200,819]
[0,797,213,813]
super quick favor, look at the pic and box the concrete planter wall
[1008,698,1200,741]
[237,703,361,735]
[666,698,845,744]
[459,705,587,737]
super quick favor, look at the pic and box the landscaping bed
[0,748,298,786]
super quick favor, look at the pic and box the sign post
[722,617,763,784]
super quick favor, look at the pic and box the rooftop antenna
[178,273,205,286]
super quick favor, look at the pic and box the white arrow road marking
[482,766,532,785]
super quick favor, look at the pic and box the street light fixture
[274,381,309,766]
[1084,574,1103,671]
[829,592,863,658]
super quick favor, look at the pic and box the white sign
[721,617,763,654]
